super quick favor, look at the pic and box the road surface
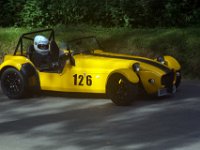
[0,80,200,150]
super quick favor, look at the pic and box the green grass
[0,28,29,55]
[0,25,200,78]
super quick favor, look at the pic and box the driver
[32,35,52,69]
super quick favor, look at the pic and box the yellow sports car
[0,29,181,105]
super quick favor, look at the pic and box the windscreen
[67,37,101,54]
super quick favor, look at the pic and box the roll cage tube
[14,29,55,56]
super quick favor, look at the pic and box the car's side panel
[38,63,109,93]
[39,54,139,93]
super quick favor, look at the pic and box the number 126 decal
[73,74,92,86]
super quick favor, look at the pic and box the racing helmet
[34,35,49,55]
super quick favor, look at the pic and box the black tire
[175,72,182,88]
[106,74,138,106]
[1,68,27,99]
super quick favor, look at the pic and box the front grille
[161,71,175,88]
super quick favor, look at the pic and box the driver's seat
[50,40,68,73]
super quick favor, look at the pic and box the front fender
[109,69,139,84]
[164,56,181,71]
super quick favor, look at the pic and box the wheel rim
[3,71,23,96]
[113,78,128,100]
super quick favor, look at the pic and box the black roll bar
[14,29,54,55]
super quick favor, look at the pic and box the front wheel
[106,74,138,106]
[175,71,181,88]
[1,68,27,99]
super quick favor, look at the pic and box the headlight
[132,63,140,72]
[156,56,165,64]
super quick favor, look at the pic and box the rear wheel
[1,68,27,99]
[106,74,138,106]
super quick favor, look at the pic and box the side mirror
[66,44,70,51]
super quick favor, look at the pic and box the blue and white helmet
[34,35,49,55]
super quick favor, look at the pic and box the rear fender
[0,60,23,73]
[0,55,33,72]
[0,60,40,91]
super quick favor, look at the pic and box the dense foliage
[0,0,200,27]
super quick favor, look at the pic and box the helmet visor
[38,44,49,50]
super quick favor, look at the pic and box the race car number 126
[73,74,92,86]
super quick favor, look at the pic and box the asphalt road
[0,80,200,150]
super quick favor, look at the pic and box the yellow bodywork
[0,50,181,95]
[0,55,32,70]
[38,54,139,93]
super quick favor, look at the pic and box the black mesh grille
[161,71,175,88]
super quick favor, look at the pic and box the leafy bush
[20,0,46,27]
[0,0,25,27]
[1,0,200,27]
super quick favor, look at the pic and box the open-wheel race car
[0,29,181,106]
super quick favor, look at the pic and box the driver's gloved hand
[51,62,59,69]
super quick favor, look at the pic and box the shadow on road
[0,80,200,150]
